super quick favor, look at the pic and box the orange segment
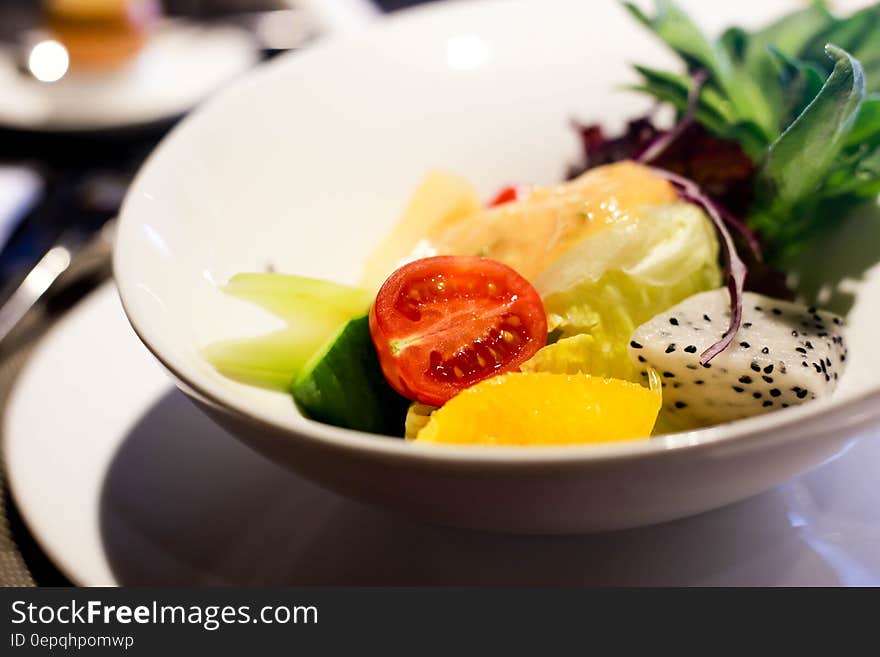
[414,371,661,446]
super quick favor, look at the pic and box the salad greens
[751,45,865,259]
[522,333,642,382]
[626,0,880,263]
[535,202,721,378]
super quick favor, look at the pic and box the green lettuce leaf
[768,46,826,126]
[799,4,880,91]
[625,0,777,138]
[533,203,721,380]
[747,2,833,60]
[626,1,880,265]
[522,333,642,382]
[845,94,880,147]
[750,45,866,262]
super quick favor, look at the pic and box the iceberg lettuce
[532,203,722,380]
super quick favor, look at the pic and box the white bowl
[114,0,880,533]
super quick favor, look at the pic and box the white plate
[5,284,880,585]
[0,21,257,132]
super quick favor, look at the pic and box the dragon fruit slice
[628,289,847,429]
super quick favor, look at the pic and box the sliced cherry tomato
[369,256,548,406]
[488,185,526,207]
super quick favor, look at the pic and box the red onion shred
[635,71,763,262]
[715,203,763,261]
[651,169,748,365]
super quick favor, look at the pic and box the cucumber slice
[291,315,409,436]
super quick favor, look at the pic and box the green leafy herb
[799,4,880,91]
[750,46,865,260]
[625,0,777,139]
[627,0,880,263]
[846,94,880,146]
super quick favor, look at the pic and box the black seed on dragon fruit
[627,290,847,429]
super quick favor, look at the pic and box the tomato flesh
[369,256,547,405]
[488,185,526,207]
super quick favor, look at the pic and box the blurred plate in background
[0,21,258,132]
